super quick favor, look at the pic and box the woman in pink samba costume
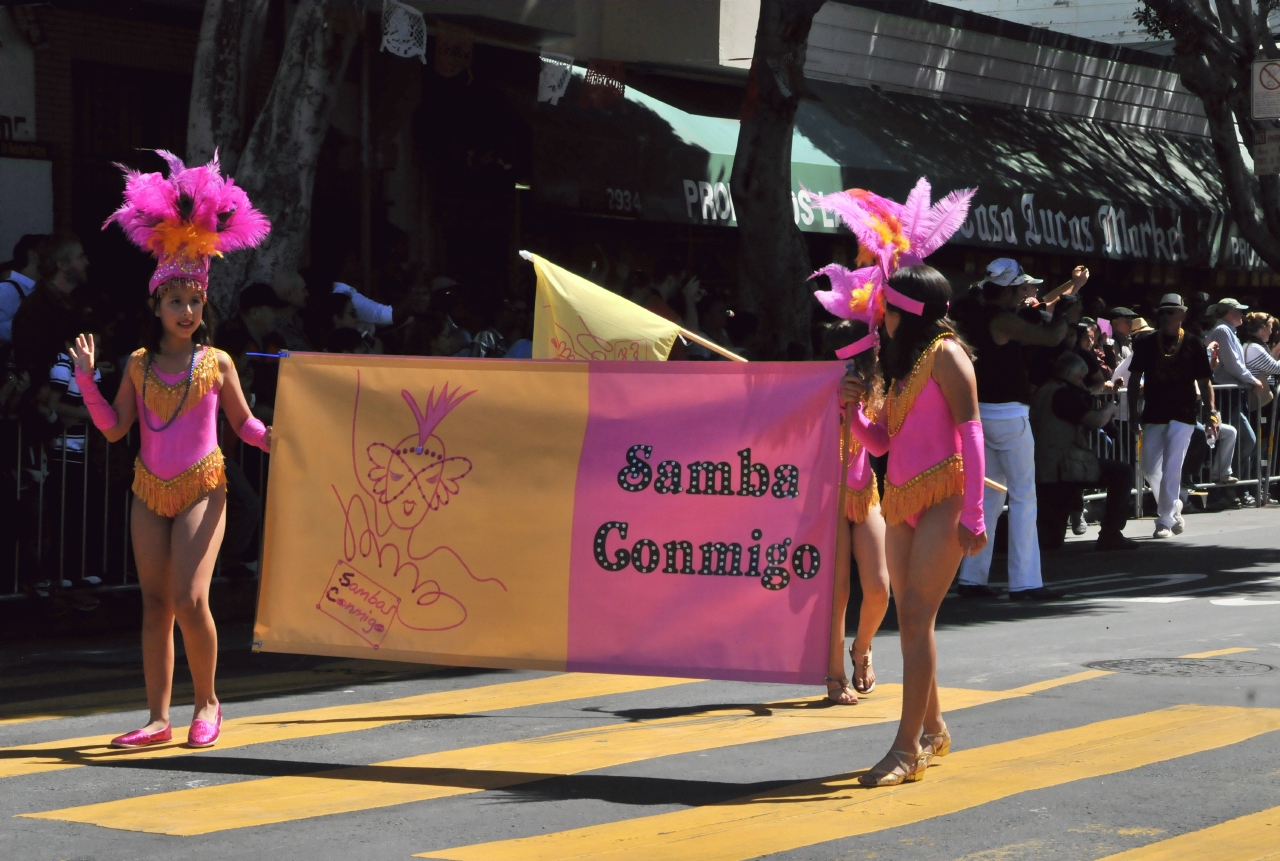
[814,180,987,785]
[69,152,272,750]
[818,318,889,706]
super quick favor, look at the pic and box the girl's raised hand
[69,334,96,374]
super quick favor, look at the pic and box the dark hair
[980,279,1014,303]
[821,318,875,372]
[36,233,81,281]
[141,280,216,354]
[324,291,355,321]
[653,258,684,284]
[879,265,966,386]
[12,234,48,271]
[325,326,365,353]
[623,269,652,296]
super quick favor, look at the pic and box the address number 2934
[606,188,642,214]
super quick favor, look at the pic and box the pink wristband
[957,419,986,535]
[239,416,269,452]
[847,405,889,457]
[74,369,119,432]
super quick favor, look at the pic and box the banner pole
[677,327,748,363]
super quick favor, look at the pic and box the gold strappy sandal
[858,748,930,786]
[824,677,858,705]
[850,643,875,694]
[921,726,951,759]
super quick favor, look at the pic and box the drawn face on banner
[365,386,474,532]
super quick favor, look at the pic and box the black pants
[1037,459,1134,549]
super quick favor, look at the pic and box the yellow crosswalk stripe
[0,673,692,781]
[0,660,438,726]
[21,670,1103,835]
[1092,804,1280,860]
[1179,647,1257,659]
[413,704,1280,861]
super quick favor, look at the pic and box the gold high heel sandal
[858,748,930,787]
[850,643,875,694]
[921,727,951,758]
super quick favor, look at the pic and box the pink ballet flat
[187,705,222,748]
[109,723,172,749]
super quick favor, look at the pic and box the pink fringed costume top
[129,347,228,517]
[843,424,879,524]
[851,335,965,526]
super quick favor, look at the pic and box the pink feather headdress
[103,150,270,296]
[810,178,975,358]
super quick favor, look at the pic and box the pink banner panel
[566,361,844,683]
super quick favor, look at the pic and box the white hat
[1157,293,1187,310]
[983,257,1043,288]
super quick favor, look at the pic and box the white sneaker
[1153,525,1172,539]
[1171,499,1185,535]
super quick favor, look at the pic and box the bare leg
[131,497,175,733]
[870,496,964,777]
[169,488,226,723]
[851,508,890,692]
[825,512,857,704]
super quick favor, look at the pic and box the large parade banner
[254,354,842,683]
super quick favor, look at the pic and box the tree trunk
[206,0,359,314]
[186,0,270,174]
[731,0,826,360]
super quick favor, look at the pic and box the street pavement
[3,505,1279,860]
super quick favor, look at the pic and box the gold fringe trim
[133,448,226,518]
[881,454,963,526]
[845,481,880,524]
[885,334,954,437]
[129,347,221,424]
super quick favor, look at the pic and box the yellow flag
[525,251,680,361]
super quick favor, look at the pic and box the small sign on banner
[1255,129,1280,175]
[1252,60,1280,120]
[580,60,626,110]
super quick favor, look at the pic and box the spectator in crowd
[12,234,92,390]
[1026,293,1084,387]
[332,276,430,334]
[222,283,287,353]
[270,270,311,351]
[1185,291,1212,339]
[1208,298,1265,485]
[1073,320,1111,390]
[495,298,533,358]
[1030,352,1135,552]
[953,258,1071,601]
[1128,293,1216,539]
[0,234,47,345]
[1107,308,1139,362]
[1242,312,1280,386]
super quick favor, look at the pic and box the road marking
[1097,597,1193,604]
[19,671,1104,835]
[1179,648,1257,659]
[0,673,693,781]
[1212,597,1280,606]
[413,705,1280,861]
[1090,803,1280,859]
[0,660,438,726]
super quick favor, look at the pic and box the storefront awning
[532,68,1256,269]
[531,68,908,233]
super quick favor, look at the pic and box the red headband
[882,283,925,316]
[835,333,877,359]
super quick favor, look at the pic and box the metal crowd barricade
[3,416,270,598]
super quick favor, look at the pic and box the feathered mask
[104,150,270,296]
[810,178,975,358]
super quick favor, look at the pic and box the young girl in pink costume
[814,180,987,785]
[819,319,889,706]
[70,152,271,749]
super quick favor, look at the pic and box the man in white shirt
[0,234,46,345]
[1208,298,1265,485]
[332,279,430,335]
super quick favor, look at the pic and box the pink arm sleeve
[74,370,118,432]
[238,416,270,452]
[958,419,986,535]
[847,405,890,457]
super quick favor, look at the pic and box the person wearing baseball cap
[1208,298,1265,495]
[1106,307,1139,361]
[1128,293,1217,538]
[951,259,1082,600]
